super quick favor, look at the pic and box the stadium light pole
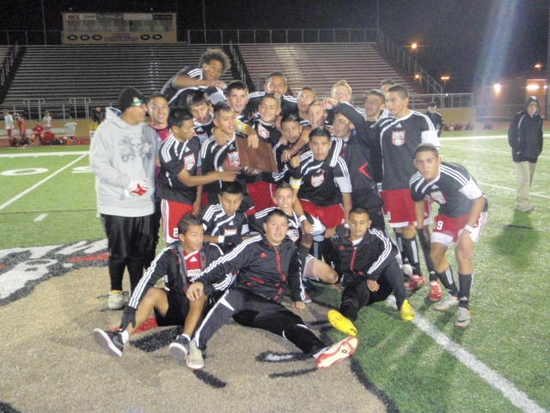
[202,0,207,43]
[441,75,450,92]
[40,0,47,45]
[410,42,418,75]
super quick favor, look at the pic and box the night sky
[2,0,548,92]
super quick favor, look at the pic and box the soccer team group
[90,48,488,370]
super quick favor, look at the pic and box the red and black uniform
[199,132,254,212]
[331,226,407,320]
[161,66,225,109]
[157,134,201,242]
[128,242,226,326]
[245,91,298,119]
[200,203,250,253]
[193,235,326,356]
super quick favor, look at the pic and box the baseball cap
[118,87,147,113]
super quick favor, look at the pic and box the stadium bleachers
[2,44,232,110]
[239,43,419,105]
[2,42,422,116]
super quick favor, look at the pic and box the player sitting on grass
[328,207,415,336]
[181,209,359,370]
[93,214,231,358]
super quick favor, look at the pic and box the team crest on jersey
[257,123,270,139]
[430,190,446,204]
[310,171,325,188]
[184,154,196,170]
[227,151,241,168]
[391,130,406,146]
[224,228,237,236]
[287,228,300,242]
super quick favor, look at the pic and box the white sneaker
[454,307,471,329]
[186,340,204,370]
[433,294,458,311]
[315,336,359,369]
[108,290,125,310]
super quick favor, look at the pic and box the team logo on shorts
[391,130,406,146]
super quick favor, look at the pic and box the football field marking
[33,214,48,222]
[0,154,88,211]
[413,314,547,413]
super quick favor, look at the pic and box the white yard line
[413,314,547,413]
[33,214,48,222]
[0,154,88,211]
[0,151,88,158]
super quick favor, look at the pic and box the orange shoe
[406,274,426,291]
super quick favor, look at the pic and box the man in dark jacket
[327,207,414,337]
[508,96,544,212]
[93,215,228,358]
[183,209,359,370]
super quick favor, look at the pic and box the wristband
[217,236,225,243]
[298,215,307,223]
[463,224,475,233]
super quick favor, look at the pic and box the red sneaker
[428,281,443,301]
[406,274,426,291]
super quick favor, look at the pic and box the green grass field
[0,132,548,413]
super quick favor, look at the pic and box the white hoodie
[90,115,159,217]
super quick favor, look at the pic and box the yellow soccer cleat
[400,299,415,322]
[327,309,358,336]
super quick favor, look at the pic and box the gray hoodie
[90,115,159,217]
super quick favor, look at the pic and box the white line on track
[33,214,48,222]
[413,314,547,413]
[0,154,88,211]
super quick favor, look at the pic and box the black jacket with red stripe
[198,234,307,303]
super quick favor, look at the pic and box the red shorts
[381,189,429,228]
[247,181,275,213]
[432,212,487,246]
[161,199,194,243]
[300,200,345,229]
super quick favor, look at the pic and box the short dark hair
[260,93,281,107]
[220,181,244,195]
[226,80,248,94]
[168,107,194,128]
[349,206,370,218]
[213,102,234,118]
[309,126,331,142]
[387,85,409,99]
[275,181,293,193]
[199,48,231,73]
[380,79,396,87]
[148,92,167,103]
[281,113,300,125]
[364,89,385,103]
[414,142,439,157]
[187,90,209,107]
[265,208,289,224]
[177,213,202,236]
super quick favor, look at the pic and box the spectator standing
[3,109,15,146]
[507,96,543,212]
[425,102,444,137]
[42,110,53,131]
[90,87,159,310]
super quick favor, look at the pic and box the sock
[402,236,421,275]
[121,330,130,344]
[458,273,473,309]
[437,267,458,296]
[394,231,407,262]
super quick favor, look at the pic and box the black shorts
[101,214,154,259]
[154,291,190,327]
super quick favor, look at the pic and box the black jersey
[425,110,444,135]
[376,111,439,190]
[245,91,298,119]
[292,146,352,207]
[410,162,487,217]
[253,118,282,147]
[157,134,200,205]
[128,241,226,309]
[200,203,250,252]
[194,117,215,145]
[161,66,225,108]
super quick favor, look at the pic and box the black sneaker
[168,334,190,363]
[93,329,124,357]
